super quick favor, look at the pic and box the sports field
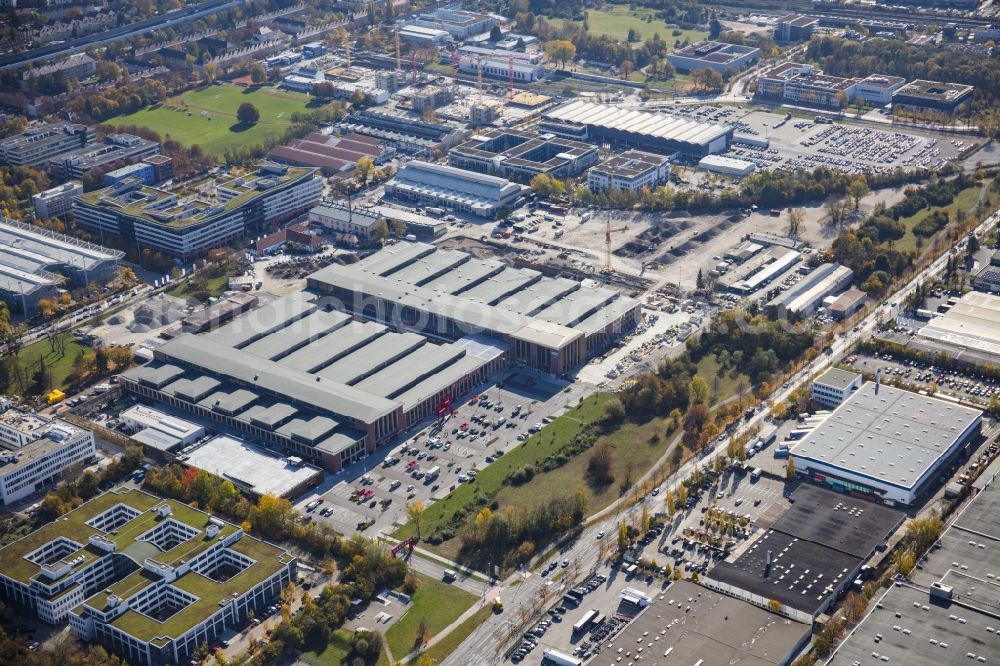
[107,85,313,157]
[555,7,706,47]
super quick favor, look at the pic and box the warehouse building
[307,202,383,242]
[0,217,122,313]
[790,382,982,506]
[729,247,801,295]
[0,123,94,168]
[827,287,866,320]
[73,162,322,258]
[119,404,206,452]
[892,79,974,114]
[384,161,524,217]
[914,291,1000,367]
[0,489,294,666]
[708,485,903,621]
[698,154,756,176]
[33,181,82,219]
[540,101,733,156]
[48,133,160,181]
[774,14,818,42]
[307,242,642,372]
[667,40,760,74]
[337,110,466,156]
[180,435,323,499]
[268,132,392,175]
[448,128,599,183]
[811,367,862,409]
[587,150,670,192]
[399,25,450,46]
[766,262,854,319]
[409,8,494,39]
[589,580,810,666]
[0,418,96,505]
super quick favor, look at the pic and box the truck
[572,609,598,635]
[425,466,441,483]
[542,648,583,666]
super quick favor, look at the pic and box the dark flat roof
[710,530,860,614]
[771,485,903,558]
[588,580,808,666]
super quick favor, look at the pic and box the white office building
[811,368,863,408]
[33,182,83,219]
[0,419,96,505]
[588,151,670,192]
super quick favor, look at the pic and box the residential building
[384,161,524,217]
[0,419,96,504]
[0,123,94,168]
[254,221,323,254]
[666,41,760,74]
[33,181,82,219]
[587,150,670,192]
[448,128,599,183]
[0,488,294,666]
[892,79,975,114]
[48,134,160,181]
[811,368,862,408]
[774,15,818,42]
[18,54,96,90]
[73,163,322,258]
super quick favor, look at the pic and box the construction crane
[605,217,628,272]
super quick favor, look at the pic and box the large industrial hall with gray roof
[121,242,640,471]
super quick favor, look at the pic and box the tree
[370,219,389,244]
[237,102,260,125]
[544,40,576,69]
[976,109,1000,143]
[389,218,407,237]
[691,68,724,92]
[785,457,796,480]
[640,504,650,533]
[37,297,58,319]
[709,14,723,39]
[489,25,503,42]
[787,208,804,237]
[356,156,375,184]
[529,173,566,198]
[665,489,675,516]
[406,500,426,539]
[249,64,267,85]
[617,519,629,553]
[846,178,870,210]
[689,375,710,406]
[312,81,335,100]
[586,442,614,487]
[115,266,136,286]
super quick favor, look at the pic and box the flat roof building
[0,123,94,168]
[811,368,863,409]
[757,63,858,108]
[410,8,494,39]
[308,202,382,242]
[892,79,974,114]
[766,262,853,319]
[790,382,982,506]
[541,100,733,157]
[0,488,294,665]
[774,14,818,42]
[915,291,1000,366]
[180,435,323,499]
[0,419,95,505]
[667,40,760,74]
[587,150,670,192]
[73,162,322,258]
[384,161,524,218]
[448,128,599,183]
[399,25,450,45]
[337,110,466,157]
[698,154,756,176]
[853,74,907,106]
[119,404,206,452]
[48,133,160,181]
[268,132,392,175]
[588,580,810,666]
[33,181,83,220]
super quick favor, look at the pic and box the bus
[572,609,598,635]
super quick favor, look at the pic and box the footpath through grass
[383,574,477,660]
[107,84,313,157]
[417,605,493,664]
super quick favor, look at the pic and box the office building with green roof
[0,488,295,666]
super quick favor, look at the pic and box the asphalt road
[441,208,1000,665]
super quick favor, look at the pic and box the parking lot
[296,370,582,537]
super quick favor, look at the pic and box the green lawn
[166,272,232,302]
[554,8,706,48]
[696,355,750,407]
[383,574,476,660]
[8,333,86,397]
[895,181,998,253]
[107,84,314,157]
[416,606,493,665]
